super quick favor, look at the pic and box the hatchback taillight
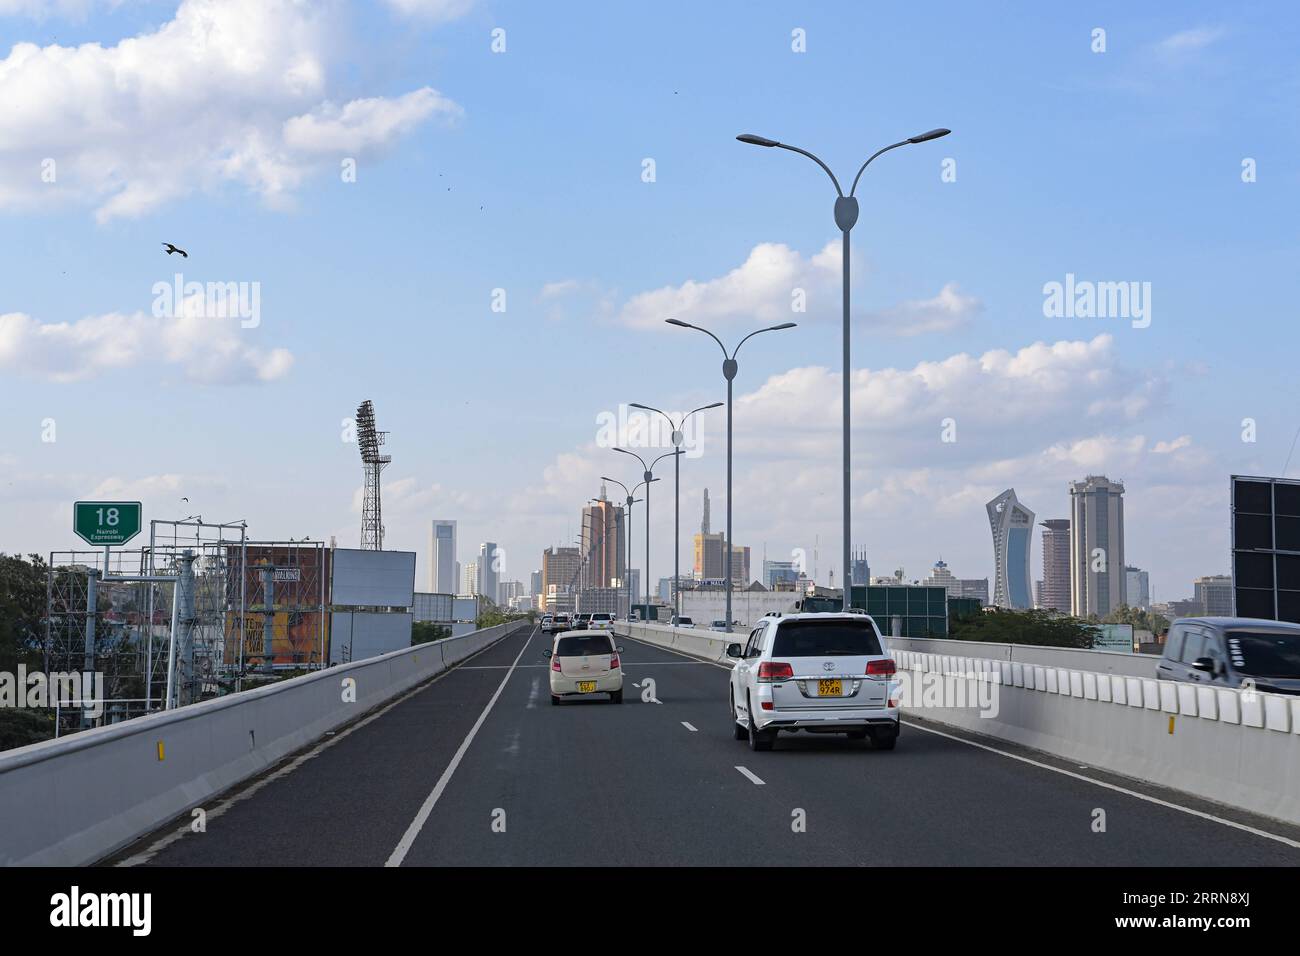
[551,655,561,672]
[609,654,620,669]
[867,659,896,676]
[757,661,793,681]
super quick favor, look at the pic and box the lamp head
[907,128,950,144]
[737,133,780,147]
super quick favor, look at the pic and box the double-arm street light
[612,447,683,618]
[736,127,950,607]
[601,475,657,621]
[628,401,723,620]
[664,318,797,632]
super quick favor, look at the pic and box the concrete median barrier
[0,620,530,867]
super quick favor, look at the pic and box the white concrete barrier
[0,620,530,867]
[620,622,1300,826]
[892,648,1300,826]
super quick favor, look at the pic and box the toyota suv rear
[726,612,898,751]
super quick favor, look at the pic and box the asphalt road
[114,624,1300,866]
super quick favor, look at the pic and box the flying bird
[162,243,188,257]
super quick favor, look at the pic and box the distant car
[548,613,572,634]
[1156,617,1300,696]
[589,612,614,630]
[708,620,728,632]
[540,615,554,632]
[671,616,695,629]
[572,613,593,631]
[726,612,899,751]
[545,630,624,704]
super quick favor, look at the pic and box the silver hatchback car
[1157,617,1300,696]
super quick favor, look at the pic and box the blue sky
[2,0,1298,604]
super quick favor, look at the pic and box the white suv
[726,612,899,751]
[589,613,614,630]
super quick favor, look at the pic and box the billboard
[1230,475,1300,623]
[331,549,416,608]
[329,611,413,664]
[225,542,329,668]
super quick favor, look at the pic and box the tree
[1102,604,1169,636]
[0,553,48,671]
[948,607,1095,648]
[411,621,451,646]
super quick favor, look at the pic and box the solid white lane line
[735,766,765,786]
[386,626,538,867]
[681,721,698,732]
[117,627,529,867]
[902,719,1300,851]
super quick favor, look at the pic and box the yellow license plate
[817,679,843,697]
[577,681,597,693]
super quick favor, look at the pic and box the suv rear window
[556,634,614,656]
[773,620,882,657]
[1225,630,1300,678]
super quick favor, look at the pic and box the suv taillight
[757,661,793,682]
[551,655,561,672]
[867,659,896,676]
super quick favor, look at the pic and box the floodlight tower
[356,400,391,550]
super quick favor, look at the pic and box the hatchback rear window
[773,620,882,657]
[556,635,614,656]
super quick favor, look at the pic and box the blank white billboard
[332,549,416,608]
[329,611,412,664]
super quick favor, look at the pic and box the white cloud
[382,0,477,21]
[0,0,460,220]
[615,241,976,337]
[617,241,840,329]
[859,282,981,336]
[1156,27,1225,56]
[0,0,123,19]
[0,299,293,384]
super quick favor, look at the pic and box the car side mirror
[725,643,743,658]
[1191,657,1215,673]
[542,649,552,658]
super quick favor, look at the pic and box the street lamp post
[664,319,797,632]
[628,402,723,620]
[737,128,949,608]
[602,476,656,620]
[613,447,682,619]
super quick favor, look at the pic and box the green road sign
[73,501,142,546]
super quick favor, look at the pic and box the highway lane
[115,625,1300,866]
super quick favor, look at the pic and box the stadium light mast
[356,400,391,550]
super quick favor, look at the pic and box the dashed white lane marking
[681,721,698,732]
[901,720,1300,851]
[117,626,533,867]
[734,766,765,786]
[526,675,540,709]
[617,633,1300,850]
[387,626,538,867]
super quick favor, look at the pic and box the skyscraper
[701,488,711,534]
[850,547,870,588]
[478,541,500,605]
[461,560,478,597]
[581,485,625,590]
[1069,475,1126,617]
[1039,518,1071,612]
[541,546,582,606]
[428,519,457,593]
[1193,574,1232,616]
[1125,566,1150,611]
[987,489,1035,609]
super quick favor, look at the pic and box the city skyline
[1,2,1289,608]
